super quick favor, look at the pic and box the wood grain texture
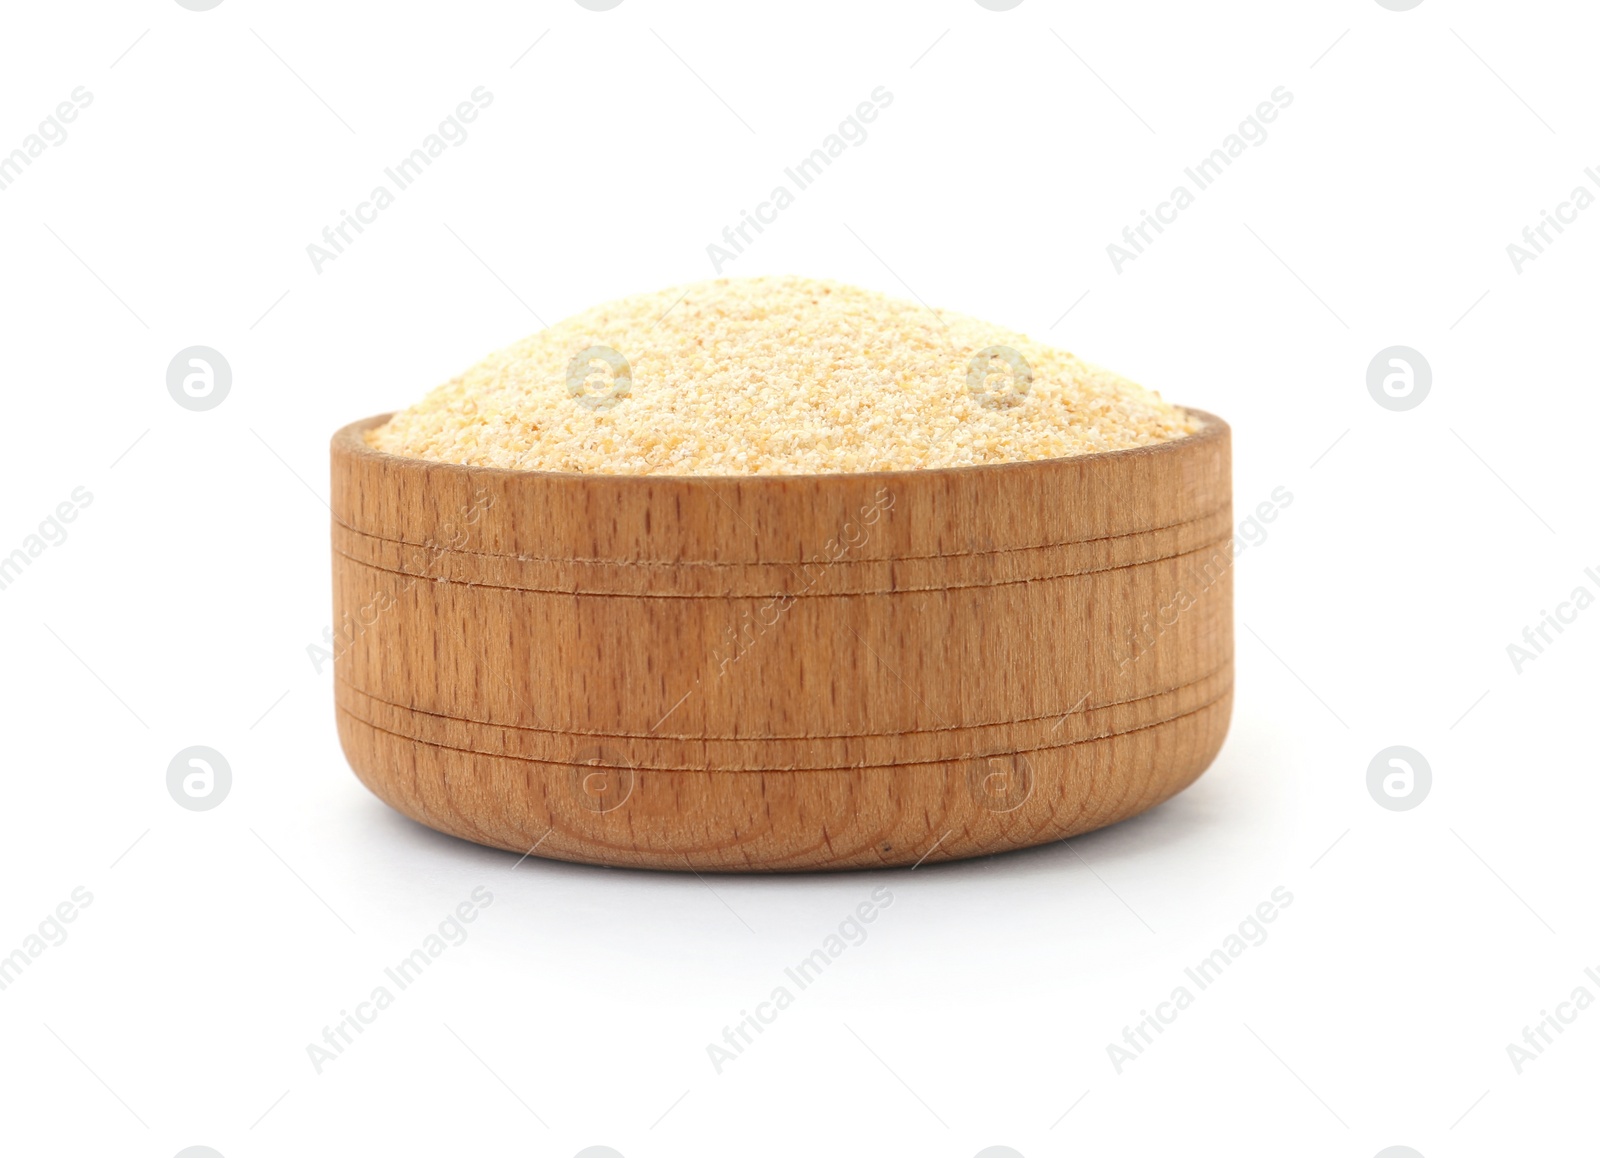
[330,410,1233,872]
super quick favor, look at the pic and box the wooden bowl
[330,410,1232,872]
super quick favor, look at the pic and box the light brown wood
[330,410,1233,871]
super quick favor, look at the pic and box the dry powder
[367,276,1199,475]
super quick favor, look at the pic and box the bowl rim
[333,406,1227,486]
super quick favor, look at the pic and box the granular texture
[366,276,1199,475]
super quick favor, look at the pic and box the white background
[1,1,1595,1155]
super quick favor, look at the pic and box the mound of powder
[366,276,1198,475]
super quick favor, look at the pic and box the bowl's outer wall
[330,413,1233,871]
